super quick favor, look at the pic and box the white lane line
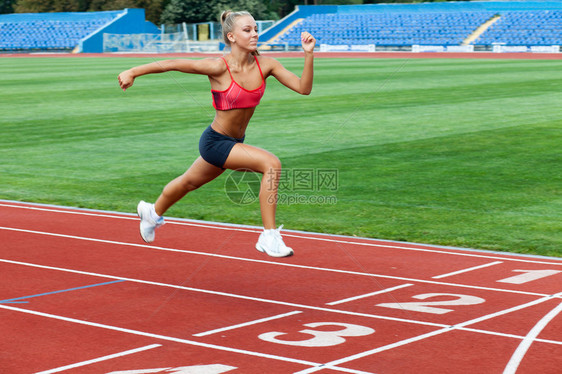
[294,293,562,374]
[193,311,303,337]
[0,203,139,221]
[326,284,414,306]
[460,326,562,346]
[293,327,451,374]
[3,201,562,266]
[34,344,162,373]
[432,261,504,279]
[0,226,553,299]
[455,293,562,330]
[4,256,562,351]
[0,203,259,233]
[0,257,447,329]
[0,304,320,368]
[503,301,562,374]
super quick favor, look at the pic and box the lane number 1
[497,269,561,285]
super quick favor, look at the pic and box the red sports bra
[212,56,266,111]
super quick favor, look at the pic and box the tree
[10,0,277,21]
[0,0,16,13]
[269,0,301,19]
[160,0,277,25]
[88,0,165,24]
[222,0,277,20]
[161,0,224,24]
[14,0,83,13]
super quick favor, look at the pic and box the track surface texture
[0,201,561,373]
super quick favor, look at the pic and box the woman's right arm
[118,58,223,91]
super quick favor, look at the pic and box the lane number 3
[259,322,375,347]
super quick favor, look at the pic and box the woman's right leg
[154,156,224,216]
[223,143,293,257]
[138,157,224,243]
[222,143,281,230]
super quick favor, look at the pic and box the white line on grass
[34,344,162,374]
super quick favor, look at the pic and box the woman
[118,10,315,257]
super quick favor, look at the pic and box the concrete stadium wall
[80,8,159,53]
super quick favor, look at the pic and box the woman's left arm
[270,32,315,95]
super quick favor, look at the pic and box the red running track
[0,200,561,374]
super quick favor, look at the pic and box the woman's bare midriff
[211,107,256,138]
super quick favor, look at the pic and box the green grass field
[1,56,560,257]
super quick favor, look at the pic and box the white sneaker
[137,200,164,243]
[255,225,294,257]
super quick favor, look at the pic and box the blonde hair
[220,10,259,56]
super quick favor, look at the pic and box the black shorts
[199,125,245,169]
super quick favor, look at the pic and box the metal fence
[103,20,276,53]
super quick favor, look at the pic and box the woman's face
[229,15,259,51]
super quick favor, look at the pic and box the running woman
[118,10,315,257]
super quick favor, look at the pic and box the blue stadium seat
[272,8,561,48]
[475,10,562,46]
[275,12,497,47]
[0,11,122,51]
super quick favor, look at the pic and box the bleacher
[1,3,561,53]
[261,2,562,52]
[0,11,122,51]
[476,10,562,46]
[0,9,159,52]
[276,12,497,47]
